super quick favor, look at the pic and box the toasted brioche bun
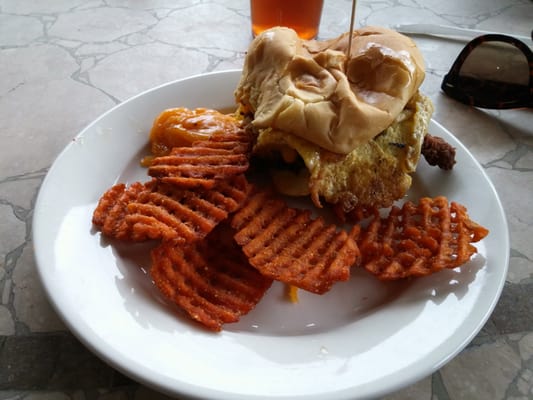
[235,26,425,154]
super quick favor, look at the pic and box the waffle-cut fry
[197,131,254,154]
[92,181,154,241]
[148,131,252,189]
[358,196,489,280]
[92,175,250,243]
[151,224,273,331]
[231,188,360,294]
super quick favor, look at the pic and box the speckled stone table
[1,0,532,399]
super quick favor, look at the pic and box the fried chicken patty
[249,92,434,211]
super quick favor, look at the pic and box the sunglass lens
[460,41,528,84]
[455,41,530,108]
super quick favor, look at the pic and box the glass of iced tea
[250,0,324,40]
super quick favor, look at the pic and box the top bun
[235,26,426,154]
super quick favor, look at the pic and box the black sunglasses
[441,34,533,109]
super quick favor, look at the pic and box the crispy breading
[421,133,456,170]
[333,202,380,223]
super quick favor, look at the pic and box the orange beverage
[250,0,324,40]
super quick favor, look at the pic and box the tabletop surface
[1,0,532,399]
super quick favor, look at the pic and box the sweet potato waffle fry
[198,131,253,153]
[92,181,154,241]
[148,131,252,189]
[151,224,273,331]
[92,174,249,243]
[357,196,489,280]
[231,187,360,294]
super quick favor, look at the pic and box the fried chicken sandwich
[235,26,439,212]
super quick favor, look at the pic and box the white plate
[33,70,509,400]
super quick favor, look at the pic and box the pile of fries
[92,108,488,332]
